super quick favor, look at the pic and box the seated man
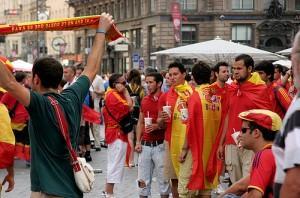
[220,109,281,198]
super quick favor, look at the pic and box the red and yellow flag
[187,84,222,190]
[0,15,123,42]
[0,103,15,169]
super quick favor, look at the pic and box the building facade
[68,0,300,73]
[46,0,76,64]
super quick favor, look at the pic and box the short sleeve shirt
[140,93,165,141]
[248,145,275,198]
[26,75,90,198]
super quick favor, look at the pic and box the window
[132,29,142,48]
[181,25,197,45]
[232,0,254,10]
[180,0,197,11]
[134,0,141,17]
[86,36,94,49]
[150,0,155,13]
[296,0,300,10]
[128,0,133,18]
[231,24,252,45]
[76,37,81,54]
[148,25,156,53]
[12,41,18,55]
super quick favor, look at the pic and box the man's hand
[2,167,14,192]
[145,124,159,133]
[135,143,142,153]
[98,12,114,32]
[217,145,224,161]
[178,149,188,163]
[160,111,170,122]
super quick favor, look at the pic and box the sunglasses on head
[241,127,250,134]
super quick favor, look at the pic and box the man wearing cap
[220,109,281,198]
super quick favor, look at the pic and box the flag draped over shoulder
[225,72,272,145]
[187,84,222,190]
[0,104,15,169]
[82,104,101,124]
[170,82,193,176]
[0,15,123,42]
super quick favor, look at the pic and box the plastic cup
[144,117,152,127]
[163,105,172,118]
[180,108,188,121]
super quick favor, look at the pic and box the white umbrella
[273,60,292,68]
[276,48,291,55]
[152,37,286,64]
[11,60,33,72]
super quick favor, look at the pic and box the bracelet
[96,28,106,34]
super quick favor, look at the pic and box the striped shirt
[273,93,300,186]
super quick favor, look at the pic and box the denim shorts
[137,143,171,196]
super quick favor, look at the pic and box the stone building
[68,0,300,73]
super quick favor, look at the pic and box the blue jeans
[137,143,171,196]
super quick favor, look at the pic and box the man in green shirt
[0,13,114,198]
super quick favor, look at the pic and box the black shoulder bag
[105,105,133,134]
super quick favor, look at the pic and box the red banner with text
[0,15,123,42]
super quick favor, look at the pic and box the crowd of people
[0,12,300,198]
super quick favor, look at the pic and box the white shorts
[107,139,127,184]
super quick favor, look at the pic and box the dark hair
[146,72,163,86]
[192,61,211,85]
[127,69,141,86]
[65,65,76,74]
[145,67,157,75]
[76,65,84,72]
[32,57,63,89]
[235,54,254,69]
[168,62,186,73]
[185,73,192,82]
[255,61,275,81]
[213,62,229,73]
[14,71,27,83]
[249,122,277,141]
[109,73,123,88]
[274,65,283,73]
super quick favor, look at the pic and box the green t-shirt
[26,75,90,198]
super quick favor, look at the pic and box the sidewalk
[0,147,163,198]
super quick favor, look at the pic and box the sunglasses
[115,81,126,85]
[241,127,250,134]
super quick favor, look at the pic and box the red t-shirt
[248,144,275,198]
[158,89,178,142]
[267,82,292,119]
[103,90,129,144]
[140,92,165,142]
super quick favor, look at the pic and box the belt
[141,139,164,147]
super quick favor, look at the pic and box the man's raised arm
[81,13,114,82]
[0,62,30,107]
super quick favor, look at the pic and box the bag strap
[104,104,119,123]
[48,96,81,172]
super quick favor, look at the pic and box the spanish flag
[0,15,123,42]
[82,104,101,124]
[0,103,15,169]
[187,84,222,190]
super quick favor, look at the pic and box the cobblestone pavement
[0,146,165,198]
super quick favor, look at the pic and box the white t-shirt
[89,75,105,101]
